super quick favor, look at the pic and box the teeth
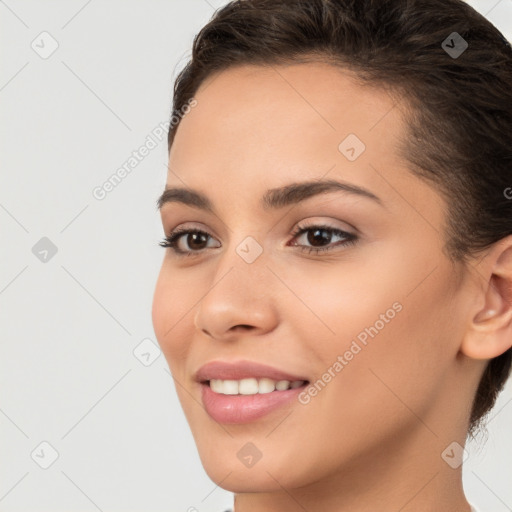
[239,378,259,395]
[209,379,224,394]
[275,380,290,391]
[222,380,239,395]
[258,378,276,394]
[208,378,306,395]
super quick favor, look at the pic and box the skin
[152,62,512,512]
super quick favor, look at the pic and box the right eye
[159,227,221,256]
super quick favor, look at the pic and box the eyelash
[159,223,358,257]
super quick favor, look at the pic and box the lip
[194,360,310,424]
[194,359,309,383]
[200,383,308,424]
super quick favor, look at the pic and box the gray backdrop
[1,1,511,511]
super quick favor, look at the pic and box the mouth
[202,377,309,395]
[195,359,311,423]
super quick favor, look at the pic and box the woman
[152,0,512,510]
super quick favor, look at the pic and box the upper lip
[194,360,309,383]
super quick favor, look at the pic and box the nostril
[232,324,254,331]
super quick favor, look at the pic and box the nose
[193,245,279,341]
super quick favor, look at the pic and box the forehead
[185,61,399,122]
[170,61,405,171]
[166,62,428,215]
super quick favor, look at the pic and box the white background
[1,1,511,511]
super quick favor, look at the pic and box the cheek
[280,256,401,353]
[322,266,459,432]
[151,266,195,368]
[289,245,458,410]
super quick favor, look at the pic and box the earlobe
[460,237,512,360]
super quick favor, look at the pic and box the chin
[201,457,296,493]
[195,435,323,493]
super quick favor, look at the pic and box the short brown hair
[167,0,512,439]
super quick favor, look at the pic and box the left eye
[159,224,358,256]
[288,224,358,254]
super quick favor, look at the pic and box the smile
[208,378,307,395]
[195,360,311,423]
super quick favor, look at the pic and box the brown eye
[289,224,358,254]
[159,228,220,255]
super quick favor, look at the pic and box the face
[152,62,475,493]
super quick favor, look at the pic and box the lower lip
[200,382,308,424]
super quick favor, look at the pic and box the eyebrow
[156,179,384,212]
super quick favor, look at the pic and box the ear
[460,235,512,360]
